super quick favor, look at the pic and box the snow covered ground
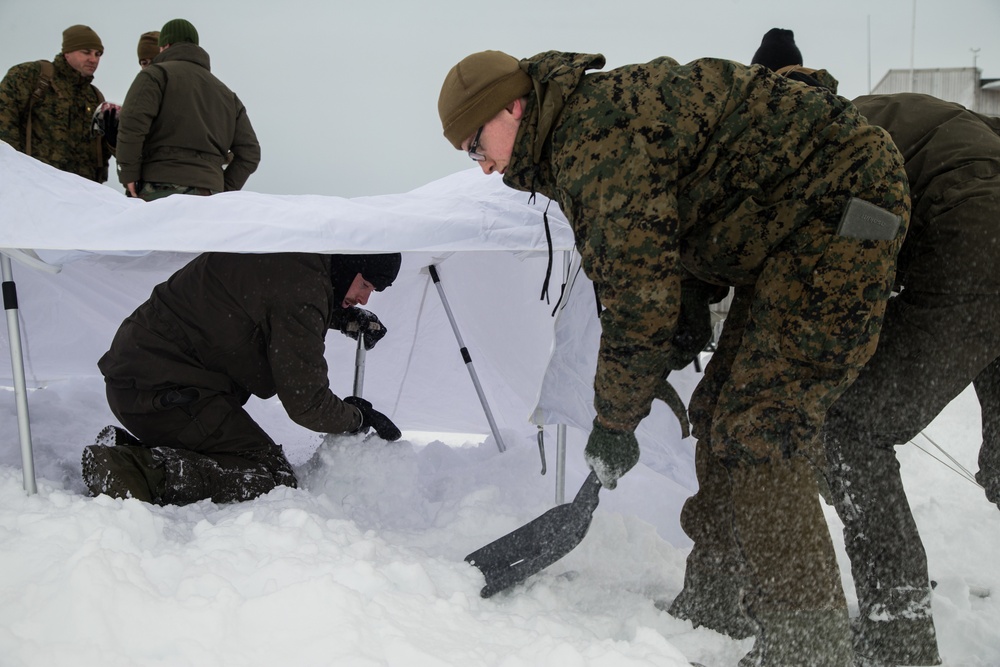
[0,378,997,666]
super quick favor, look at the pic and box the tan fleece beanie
[438,50,533,149]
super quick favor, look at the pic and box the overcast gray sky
[3,0,998,198]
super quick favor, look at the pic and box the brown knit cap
[137,31,160,62]
[438,50,533,149]
[62,25,104,54]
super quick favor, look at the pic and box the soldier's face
[461,99,525,176]
[342,273,375,308]
[64,49,102,77]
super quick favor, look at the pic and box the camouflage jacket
[116,42,260,192]
[503,51,906,431]
[0,54,111,182]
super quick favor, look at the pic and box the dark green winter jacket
[99,253,362,434]
[116,43,260,192]
[854,93,1000,294]
[0,54,111,182]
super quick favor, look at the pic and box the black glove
[332,307,387,350]
[343,396,401,441]
[91,102,120,148]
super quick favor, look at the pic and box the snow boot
[153,443,296,505]
[852,587,941,666]
[94,424,142,448]
[82,443,162,502]
[664,551,756,639]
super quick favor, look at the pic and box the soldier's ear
[508,97,528,120]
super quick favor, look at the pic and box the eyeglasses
[467,126,485,162]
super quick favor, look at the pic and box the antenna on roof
[909,0,917,92]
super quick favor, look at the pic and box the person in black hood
[83,251,402,506]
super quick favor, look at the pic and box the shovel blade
[465,472,601,598]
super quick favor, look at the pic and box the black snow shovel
[465,471,602,598]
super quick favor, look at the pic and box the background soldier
[137,31,159,70]
[0,24,114,183]
[116,18,260,200]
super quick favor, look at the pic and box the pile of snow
[1,378,997,666]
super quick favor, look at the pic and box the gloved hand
[91,102,121,148]
[333,307,387,350]
[344,396,401,441]
[584,419,640,490]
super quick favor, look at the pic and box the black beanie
[751,28,802,71]
[329,253,402,302]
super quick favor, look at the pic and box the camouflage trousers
[676,195,907,665]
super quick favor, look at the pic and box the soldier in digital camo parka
[438,50,910,667]
[0,24,114,182]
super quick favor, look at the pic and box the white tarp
[1,142,695,488]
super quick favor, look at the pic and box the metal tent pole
[427,264,506,453]
[353,336,366,397]
[555,424,567,504]
[1,253,37,494]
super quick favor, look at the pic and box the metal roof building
[871,67,1000,116]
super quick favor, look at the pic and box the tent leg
[428,265,506,453]
[2,254,37,495]
[555,424,567,504]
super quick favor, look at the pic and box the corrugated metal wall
[871,67,999,116]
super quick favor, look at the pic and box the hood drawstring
[527,177,561,314]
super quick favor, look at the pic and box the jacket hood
[154,42,211,71]
[774,65,840,94]
[504,51,606,193]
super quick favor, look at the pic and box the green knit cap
[62,25,104,54]
[159,19,199,46]
[438,50,533,149]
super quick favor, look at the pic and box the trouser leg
[94,383,298,505]
[731,455,852,667]
[668,439,755,638]
[820,290,1000,665]
[671,289,756,638]
[974,356,1000,508]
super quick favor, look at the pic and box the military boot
[82,443,163,503]
[152,444,292,505]
[853,586,941,666]
[664,548,756,639]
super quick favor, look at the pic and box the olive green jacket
[116,43,260,192]
[854,93,1000,294]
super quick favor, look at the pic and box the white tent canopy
[0,142,697,503]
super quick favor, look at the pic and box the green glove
[584,420,640,490]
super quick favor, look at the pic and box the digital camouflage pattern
[498,51,909,666]
[0,54,111,182]
[503,52,909,463]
